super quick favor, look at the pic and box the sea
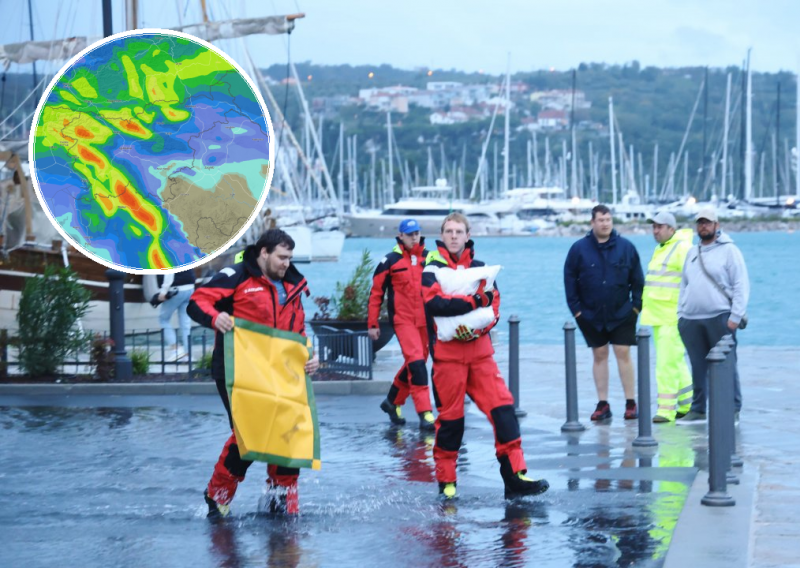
[300,230,800,347]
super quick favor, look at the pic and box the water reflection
[498,501,549,568]
[208,521,243,568]
[383,428,435,483]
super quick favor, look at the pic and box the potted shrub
[308,249,395,353]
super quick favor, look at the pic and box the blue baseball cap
[398,218,421,234]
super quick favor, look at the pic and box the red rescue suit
[422,240,527,483]
[368,238,432,413]
[187,245,309,506]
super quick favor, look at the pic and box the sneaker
[652,415,671,424]
[624,401,638,420]
[204,489,230,519]
[380,398,406,425]
[499,456,549,499]
[439,482,457,500]
[675,411,688,420]
[675,410,706,425]
[591,401,612,421]
[419,411,436,431]
[166,345,187,362]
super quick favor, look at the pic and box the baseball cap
[695,207,718,223]
[647,211,677,228]
[398,218,421,234]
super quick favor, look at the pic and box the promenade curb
[663,467,757,568]
[0,380,393,397]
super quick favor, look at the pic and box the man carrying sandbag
[369,218,435,431]
[421,212,549,500]
[188,229,319,518]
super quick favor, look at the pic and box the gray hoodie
[678,231,749,323]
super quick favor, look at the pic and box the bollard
[721,334,744,468]
[633,328,658,448]
[507,315,527,417]
[561,321,586,432]
[717,336,741,481]
[701,347,735,506]
[105,269,132,381]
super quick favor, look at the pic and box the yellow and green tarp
[224,317,321,470]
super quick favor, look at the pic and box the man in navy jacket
[564,205,645,421]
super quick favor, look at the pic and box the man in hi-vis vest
[640,211,694,423]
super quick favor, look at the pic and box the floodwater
[0,395,698,568]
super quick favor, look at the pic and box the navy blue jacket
[564,230,644,331]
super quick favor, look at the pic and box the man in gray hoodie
[676,206,749,424]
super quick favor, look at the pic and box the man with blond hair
[422,212,549,500]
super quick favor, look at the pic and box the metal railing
[312,327,373,381]
[0,326,216,379]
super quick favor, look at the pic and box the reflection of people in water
[498,501,549,566]
[266,530,303,568]
[405,502,467,568]
[208,521,243,568]
[207,522,304,568]
[383,428,436,483]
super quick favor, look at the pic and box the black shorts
[576,311,637,348]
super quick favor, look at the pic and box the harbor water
[302,230,800,347]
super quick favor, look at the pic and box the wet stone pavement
[0,343,796,567]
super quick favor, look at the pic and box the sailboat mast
[387,111,394,201]
[722,73,731,199]
[102,0,113,37]
[338,122,344,208]
[570,69,578,197]
[27,0,38,97]
[609,97,617,205]
[745,54,753,202]
[776,81,781,203]
[503,63,511,195]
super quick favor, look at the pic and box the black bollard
[721,334,744,468]
[105,269,132,381]
[507,315,527,417]
[633,328,658,448]
[702,347,735,506]
[717,336,741,481]
[561,321,586,432]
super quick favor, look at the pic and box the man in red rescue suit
[422,212,549,500]
[187,229,319,518]
[369,218,435,431]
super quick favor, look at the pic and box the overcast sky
[3,0,799,75]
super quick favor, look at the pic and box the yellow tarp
[224,317,321,470]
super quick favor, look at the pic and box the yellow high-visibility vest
[640,228,693,326]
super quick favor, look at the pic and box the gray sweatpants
[678,312,742,413]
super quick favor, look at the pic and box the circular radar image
[29,29,274,274]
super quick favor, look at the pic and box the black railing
[0,326,216,378]
[312,328,373,381]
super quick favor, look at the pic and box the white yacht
[345,179,508,237]
[505,187,595,224]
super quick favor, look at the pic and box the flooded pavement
[0,393,701,568]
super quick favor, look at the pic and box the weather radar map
[30,29,273,273]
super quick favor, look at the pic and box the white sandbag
[433,265,502,341]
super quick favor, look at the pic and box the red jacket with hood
[368,238,429,329]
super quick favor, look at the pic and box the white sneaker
[166,346,187,362]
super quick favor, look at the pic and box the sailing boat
[0,4,301,331]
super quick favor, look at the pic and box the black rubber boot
[499,456,549,499]
[380,398,406,425]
